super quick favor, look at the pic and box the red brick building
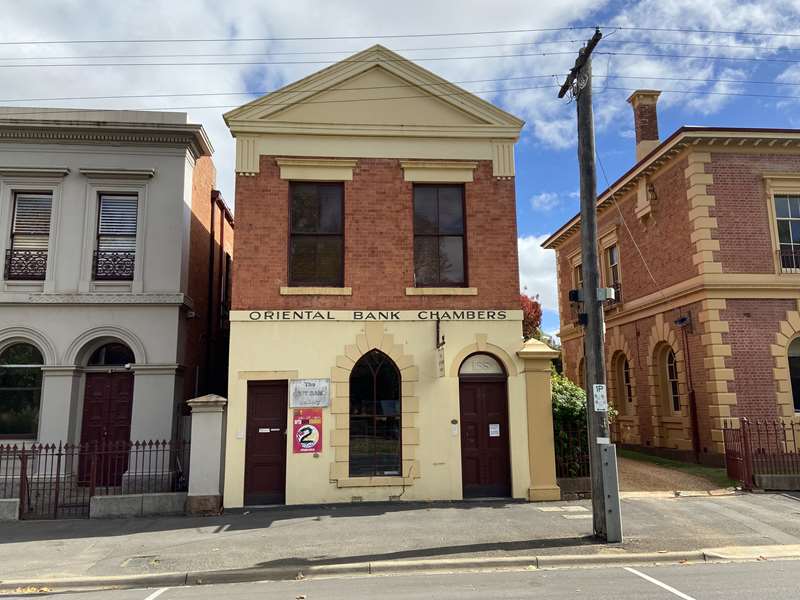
[544,90,800,464]
[220,46,563,508]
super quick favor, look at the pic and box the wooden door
[459,380,511,498]
[80,372,134,486]
[244,381,288,505]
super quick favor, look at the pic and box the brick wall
[709,152,800,274]
[722,298,795,420]
[183,156,234,399]
[555,156,694,329]
[232,157,519,310]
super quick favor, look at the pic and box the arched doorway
[80,342,135,449]
[458,353,510,498]
[789,337,800,413]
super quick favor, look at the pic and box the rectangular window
[775,194,800,270]
[573,263,583,290]
[289,182,344,286]
[93,194,137,281]
[604,244,622,303]
[5,192,52,281]
[413,185,466,286]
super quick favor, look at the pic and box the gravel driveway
[617,456,720,491]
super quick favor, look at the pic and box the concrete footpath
[1,491,800,592]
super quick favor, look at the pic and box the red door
[79,372,134,486]
[244,381,288,505]
[459,380,511,498]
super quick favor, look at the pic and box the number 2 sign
[292,408,323,454]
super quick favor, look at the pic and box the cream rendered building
[0,108,223,448]
[222,46,559,507]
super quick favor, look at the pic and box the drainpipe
[676,313,701,463]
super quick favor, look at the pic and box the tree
[520,293,543,340]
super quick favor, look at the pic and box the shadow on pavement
[253,535,601,567]
[0,499,536,544]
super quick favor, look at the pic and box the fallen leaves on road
[13,586,52,594]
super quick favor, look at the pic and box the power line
[0,74,564,104]
[0,27,596,46]
[0,50,581,68]
[4,73,800,106]
[598,50,800,64]
[598,25,800,39]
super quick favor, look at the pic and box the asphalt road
[8,559,799,600]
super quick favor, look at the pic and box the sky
[1,0,800,335]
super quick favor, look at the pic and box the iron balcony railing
[778,248,800,272]
[93,250,135,281]
[4,248,47,281]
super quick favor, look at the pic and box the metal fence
[723,418,800,490]
[0,439,189,519]
[554,426,590,479]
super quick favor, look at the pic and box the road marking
[143,588,169,600]
[562,514,592,519]
[624,567,696,600]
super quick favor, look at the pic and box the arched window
[614,354,634,416]
[0,342,44,438]
[88,342,135,366]
[658,346,680,414]
[789,338,800,413]
[349,350,401,477]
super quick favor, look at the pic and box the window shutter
[98,195,137,251]
[11,194,52,249]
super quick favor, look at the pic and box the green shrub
[551,368,586,432]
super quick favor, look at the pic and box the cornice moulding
[0,166,69,178]
[20,293,185,305]
[79,168,155,180]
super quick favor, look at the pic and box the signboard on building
[237,309,523,322]
[293,408,323,454]
[290,378,330,408]
[437,346,446,378]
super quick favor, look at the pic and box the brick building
[543,90,800,464]
[221,45,560,507]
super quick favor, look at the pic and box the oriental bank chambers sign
[236,309,521,322]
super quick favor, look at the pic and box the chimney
[627,90,661,161]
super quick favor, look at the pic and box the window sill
[91,281,133,293]
[335,476,413,488]
[3,280,44,293]
[661,416,684,424]
[280,286,352,296]
[405,287,477,296]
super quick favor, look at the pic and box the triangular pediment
[224,45,523,136]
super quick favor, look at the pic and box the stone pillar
[37,367,79,444]
[517,338,561,502]
[186,394,227,515]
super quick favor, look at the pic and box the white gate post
[185,394,227,515]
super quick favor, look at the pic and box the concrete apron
[3,545,800,593]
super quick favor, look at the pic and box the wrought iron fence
[93,250,135,280]
[723,418,800,490]
[0,439,189,519]
[4,248,47,280]
[554,426,590,479]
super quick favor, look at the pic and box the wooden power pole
[558,28,622,543]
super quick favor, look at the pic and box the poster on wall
[290,379,330,408]
[292,408,323,454]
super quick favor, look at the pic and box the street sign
[593,384,608,411]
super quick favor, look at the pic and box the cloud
[0,0,796,205]
[518,234,558,313]
[530,192,559,211]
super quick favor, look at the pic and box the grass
[618,448,737,489]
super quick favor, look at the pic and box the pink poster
[292,408,323,453]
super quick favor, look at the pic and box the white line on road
[624,567,696,600]
[143,588,169,600]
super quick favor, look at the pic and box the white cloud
[0,0,796,205]
[530,192,559,211]
[518,234,558,313]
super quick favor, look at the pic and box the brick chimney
[627,90,661,161]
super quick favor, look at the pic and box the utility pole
[558,28,622,543]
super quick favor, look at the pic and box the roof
[224,44,524,139]
[0,107,213,158]
[541,126,800,249]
